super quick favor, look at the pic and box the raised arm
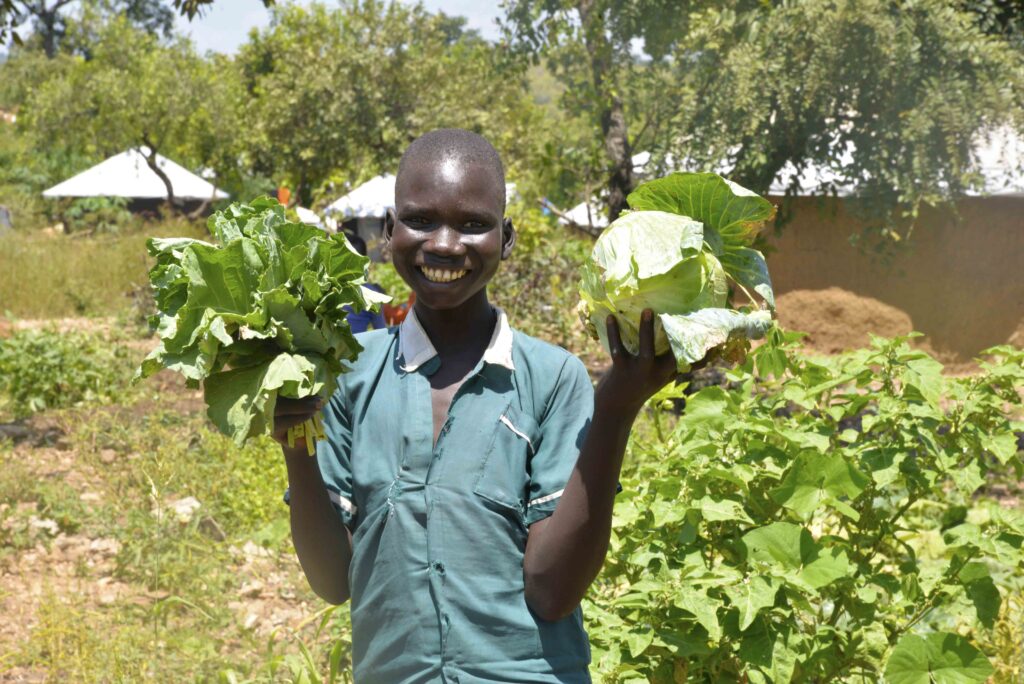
[275,397,353,605]
[523,310,679,621]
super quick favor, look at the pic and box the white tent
[42,148,228,200]
[326,174,521,218]
[294,206,323,226]
[325,174,396,219]
[559,199,609,231]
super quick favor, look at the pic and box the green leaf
[884,633,993,684]
[742,522,810,571]
[724,576,778,631]
[694,496,754,524]
[625,629,654,658]
[660,308,774,367]
[770,452,869,519]
[718,246,775,309]
[675,587,723,641]
[799,547,852,589]
[626,172,776,254]
[902,357,944,406]
[959,562,1001,629]
[981,432,1019,464]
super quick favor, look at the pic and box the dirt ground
[0,376,331,682]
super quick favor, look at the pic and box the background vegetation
[1,1,1023,682]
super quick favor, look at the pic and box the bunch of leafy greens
[136,197,389,445]
[578,173,776,369]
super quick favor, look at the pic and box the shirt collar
[398,306,515,373]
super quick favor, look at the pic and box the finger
[638,309,655,361]
[654,351,678,381]
[606,315,624,360]
[275,396,324,415]
[273,413,313,435]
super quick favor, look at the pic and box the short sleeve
[284,388,358,529]
[525,356,594,526]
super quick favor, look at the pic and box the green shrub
[62,196,136,234]
[586,336,1024,682]
[0,328,132,418]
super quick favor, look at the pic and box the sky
[174,1,504,54]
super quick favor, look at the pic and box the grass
[0,220,205,319]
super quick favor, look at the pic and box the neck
[413,290,496,356]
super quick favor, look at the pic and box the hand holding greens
[135,197,389,446]
[578,172,776,369]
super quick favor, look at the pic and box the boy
[275,129,683,683]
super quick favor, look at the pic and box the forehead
[395,156,504,216]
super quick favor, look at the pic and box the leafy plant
[585,336,1024,682]
[136,197,389,445]
[63,196,135,234]
[0,327,131,418]
[578,173,775,370]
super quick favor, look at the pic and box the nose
[425,225,465,258]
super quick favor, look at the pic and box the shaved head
[397,129,506,209]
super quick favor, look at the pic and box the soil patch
[776,287,914,353]
[775,287,982,374]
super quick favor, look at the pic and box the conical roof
[42,148,228,200]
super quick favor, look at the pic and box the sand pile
[775,288,915,354]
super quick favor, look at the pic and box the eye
[403,216,430,227]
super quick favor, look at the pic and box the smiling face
[384,155,515,312]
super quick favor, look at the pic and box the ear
[501,217,516,260]
[383,208,396,245]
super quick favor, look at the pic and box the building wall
[762,196,1024,364]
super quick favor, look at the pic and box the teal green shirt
[314,308,594,683]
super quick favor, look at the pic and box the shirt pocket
[472,404,539,517]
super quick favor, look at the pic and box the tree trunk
[577,0,634,224]
[140,137,176,211]
[602,97,633,222]
[39,8,58,58]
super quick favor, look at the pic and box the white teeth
[422,267,467,283]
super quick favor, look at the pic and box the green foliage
[504,0,1024,244]
[490,201,599,354]
[62,195,135,234]
[10,14,243,205]
[237,1,553,207]
[0,328,131,418]
[586,336,1024,682]
[137,197,388,445]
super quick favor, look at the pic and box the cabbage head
[578,173,776,369]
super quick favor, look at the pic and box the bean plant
[586,334,1024,683]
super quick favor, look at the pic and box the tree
[503,0,1024,240]
[2,0,176,57]
[673,1,1024,243]
[501,0,730,221]
[237,0,549,207]
[18,16,240,208]
[0,0,272,44]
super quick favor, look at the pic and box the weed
[0,328,133,419]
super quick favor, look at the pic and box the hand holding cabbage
[578,172,776,370]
